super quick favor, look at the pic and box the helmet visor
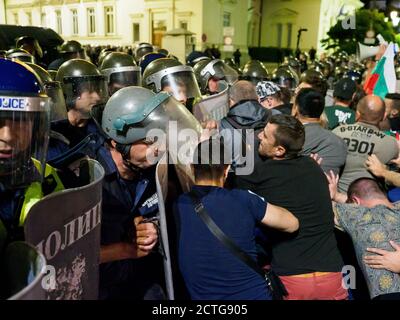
[160,71,202,109]
[44,82,68,122]
[63,76,109,119]
[109,70,142,95]
[211,61,239,84]
[0,98,50,188]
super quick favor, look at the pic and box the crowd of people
[1,35,400,301]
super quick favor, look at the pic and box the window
[180,21,188,30]
[104,6,115,35]
[87,8,96,35]
[13,13,18,24]
[133,23,140,42]
[287,23,293,48]
[26,12,32,25]
[56,10,62,34]
[277,23,283,48]
[71,9,79,35]
[223,12,231,27]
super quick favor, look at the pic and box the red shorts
[279,272,349,300]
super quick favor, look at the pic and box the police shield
[193,86,230,123]
[6,242,47,300]
[155,154,174,300]
[24,159,105,300]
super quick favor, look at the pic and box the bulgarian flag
[364,43,397,99]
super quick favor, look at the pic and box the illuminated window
[71,9,79,35]
[104,6,115,35]
[87,8,96,35]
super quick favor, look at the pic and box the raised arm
[366,154,400,187]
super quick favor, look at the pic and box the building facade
[3,0,249,53]
[257,0,364,53]
[2,0,366,58]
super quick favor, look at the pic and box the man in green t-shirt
[324,78,357,130]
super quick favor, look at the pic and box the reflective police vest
[19,159,65,226]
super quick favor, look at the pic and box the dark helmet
[100,52,141,96]
[193,59,238,94]
[300,69,325,84]
[60,40,83,54]
[16,36,43,58]
[56,59,108,116]
[282,56,301,77]
[139,52,167,75]
[0,59,51,188]
[158,48,169,56]
[186,51,209,67]
[134,43,154,62]
[143,58,202,109]
[25,63,67,122]
[97,47,117,67]
[6,48,35,64]
[241,60,269,84]
[271,65,299,91]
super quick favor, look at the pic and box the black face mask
[389,116,400,131]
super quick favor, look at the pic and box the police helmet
[134,43,154,62]
[6,48,35,64]
[56,59,108,117]
[143,58,202,109]
[0,59,51,188]
[271,65,299,91]
[241,60,269,84]
[25,63,67,122]
[100,52,141,96]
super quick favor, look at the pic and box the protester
[324,78,357,130]
[333,95,399,193]
[293,88,347,175]
[175,137,299,300]
[235,114,347,300]
[326,173,400,300]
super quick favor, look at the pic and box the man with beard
[234,114,347,300]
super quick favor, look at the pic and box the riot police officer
[139,52,167,75]
[0,59,64,241]
[15,36,43,66]
[6,48,35,64]
[53,59,108,148]
[48,40,86,71]
[271,65,299,93]
[94,86,201,299]
[240,60,269,85]
[100,52,142,96]
[134,42,154,63]
[143,58,202,111]
[193,58,239,95]
[186,51,209,67]
[23,62,71,161]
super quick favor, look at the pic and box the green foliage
[321,9,396,54]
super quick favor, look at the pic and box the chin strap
[115,143,143,174]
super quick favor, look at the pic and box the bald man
[333,95,399,193]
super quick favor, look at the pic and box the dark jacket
[219,100,271,168]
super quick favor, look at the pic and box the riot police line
[0,38,365,300]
